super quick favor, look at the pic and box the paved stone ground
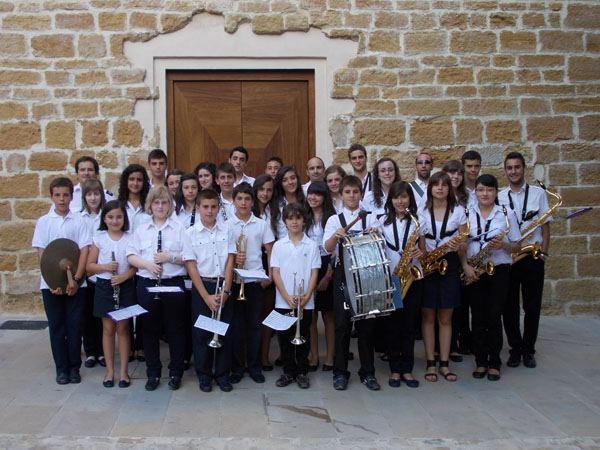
[0,314,598,449]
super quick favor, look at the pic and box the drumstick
[343,210,370,233]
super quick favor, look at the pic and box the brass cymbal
[40,238,80,290]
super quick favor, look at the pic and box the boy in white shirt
[323,175,381,391]
[183,189,236,393]
[32,177,91,385]
[270,203,321,389]
[216,162,236,224]
[228,183,275,384]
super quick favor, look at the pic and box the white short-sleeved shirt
[306,219,330,257]
[93,231,134,280]
[234,174,255,188]
[80,211,101,236]
[126,217,187,279]
[32,210,92,290]
[498,183,553,247]
[270,234,321,310]
[465,204,522,266]
[302,181,311,196]
[378,214,423,273]
[362,190,387,220]
[182,221,236,278]
[174,206,201,230]
[125,200,150,232]
[420,205,467,252]
[227,214,275,276]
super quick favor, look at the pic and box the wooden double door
[166,70,315,179]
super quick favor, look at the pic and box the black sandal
[424,360,438,382]
[438,360,457,382]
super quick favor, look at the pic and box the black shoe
[296,374,310,389]
[56,373,69,385]
[97,357,106,367]
[276,373,296,387]
[322,364,333,372]
[217,378,233,392]
[388,378,401,388]
[507,354,521,367]
[275,358,283,366]
[145,377,160,391]
[128,354,135,363]
[362,376,380,391]
[199,378,212,392]
[168,376,181,390]
[118,379,130,388]
[103,379,114,388]
[69,370,81,384]
[400,374,419,388]
[262,363,274,371]
[250,373,265,383]
[458,344,471,355]
[450,353,463,363]
[84,357,96,368]
[472,368,488,379]
[136,355,146,362]
[333,374,348,390]
[308,362,319,372]
[487,371,501,381]
[229,373,243,384]
[523,353,537,368]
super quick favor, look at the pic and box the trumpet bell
[290,335,306,345]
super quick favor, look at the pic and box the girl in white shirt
[87,200,137,388]
[324,165,346,214]
[363,158,400,220]
[174,173,200,229]
[269,166,306,240]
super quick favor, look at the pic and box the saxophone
[460,206,510,286]
[392,209,422,298]
[511,180,562,264]
[421,208,470,277]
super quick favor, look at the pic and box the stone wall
[0,0,598,315]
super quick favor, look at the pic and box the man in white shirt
[461,150,482,206]
[229,146,255,187]
[411,152,433,207]
[348,144,372,198]
[498,151,552,370]
[69,156,114,213]
[148,149,168,188]
[302,156,325,194]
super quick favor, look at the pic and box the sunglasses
[416,160,432,165]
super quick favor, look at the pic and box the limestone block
[82,120,109,147]
[284,12,309,31]
[526,116,573,142]
[409,121,453,146]
[485,120,522,144]
[352,119,405,146]
[19,251,40,271]
[130,12,157,30]
[404,31,446,55]
[78,34,106,58]
[0,70,41,85]
[560,143,599,162]
[29,152,68,171]
[456,119,483,144]
[56,13,94,30]
[99,11,126,30]
[437,68,473,84]
[100,100,134,117]
[565,4,600,29]
[0,34,26,55]
[31,34,74,57]
[553,98,600,113]
[45,121,75,149]
[368,31,400,52]
[450,31,496,53]
[0,123,41,150]
[14,201,50,220]
[113,120,143,147]
[520,98,550,115]
[5,154,26,173]
[252,15,284,35]
[579,162,600,185]
[2,15,51,30]
[0,102,27,120]
[0,222,36,251]
[96,150,118,169]
[0,200,11,220]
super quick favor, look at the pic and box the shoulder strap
[410,181,424,197]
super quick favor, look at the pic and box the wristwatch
[223,290,232,296]
[73,276,82,285]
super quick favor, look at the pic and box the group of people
[32,144,552,393]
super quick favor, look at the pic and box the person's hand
[462,265,479,283]
[110,274,127,286]
[487,237,504,251]
[316,276,329,292]
[408,247,422,260]
[146,262,163,277]
[235,252,246,266]
[447,237,460,251]
[334,227,346,239]
[105,261,118,272]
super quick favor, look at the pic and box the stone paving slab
[0,315,598,449]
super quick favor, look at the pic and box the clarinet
[154,230,162,300]
[111,251,120,310]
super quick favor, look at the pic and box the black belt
[201,277,220,282]
[139,276,185,282]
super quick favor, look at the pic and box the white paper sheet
[233,268,270,282]
[146,286,184,293]
[262,310,297,331]
[108,304,148,322]
[194,314,229,336]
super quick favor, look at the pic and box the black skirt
[315,254,334,312]
[93,277,136,318]
[422,251,461,310]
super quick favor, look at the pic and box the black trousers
[231,282,264,377]
[451,285,471,352]
[42,288,86,375]
[82,281,102,358]
[129,275,143,353]
[355,316,379,379]
[276,308,312,377]
[137,277,186,379]
[468,264,510,370]
[183,287,193,363]
[503,256,545,357]
[191,281,233,383]
[332,265,352,379]
[388,279,423,375]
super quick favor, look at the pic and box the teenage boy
[229,146,255,187]
[302,157,325,195]
[215,162,237,223]
[228,183,275,384]
[498,152,552,369]
[461,150,482,205]
[347,144,371,198]
[270,203,321,389]
[323,176,381,391]
[183,189,236,392]
[411,152,433,207]
[32,177,91,385]
[148,149,168,188]
[69,156,114,213]
[265,156,283,179]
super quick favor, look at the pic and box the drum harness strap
[336,212,367,311]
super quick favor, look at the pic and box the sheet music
[146,286,184,293]
[108,304,148,322]
[233,268,270,282]
[194,314,229,336]
[262,310,297,331]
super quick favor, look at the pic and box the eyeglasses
[416,160,432,165]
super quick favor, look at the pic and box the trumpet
[290,272,306,346]
[235,232,248,301]
[154,230,162,300]
[208,276,224,348]
[111,251,120,310]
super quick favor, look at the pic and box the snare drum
[342,231,396,320]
